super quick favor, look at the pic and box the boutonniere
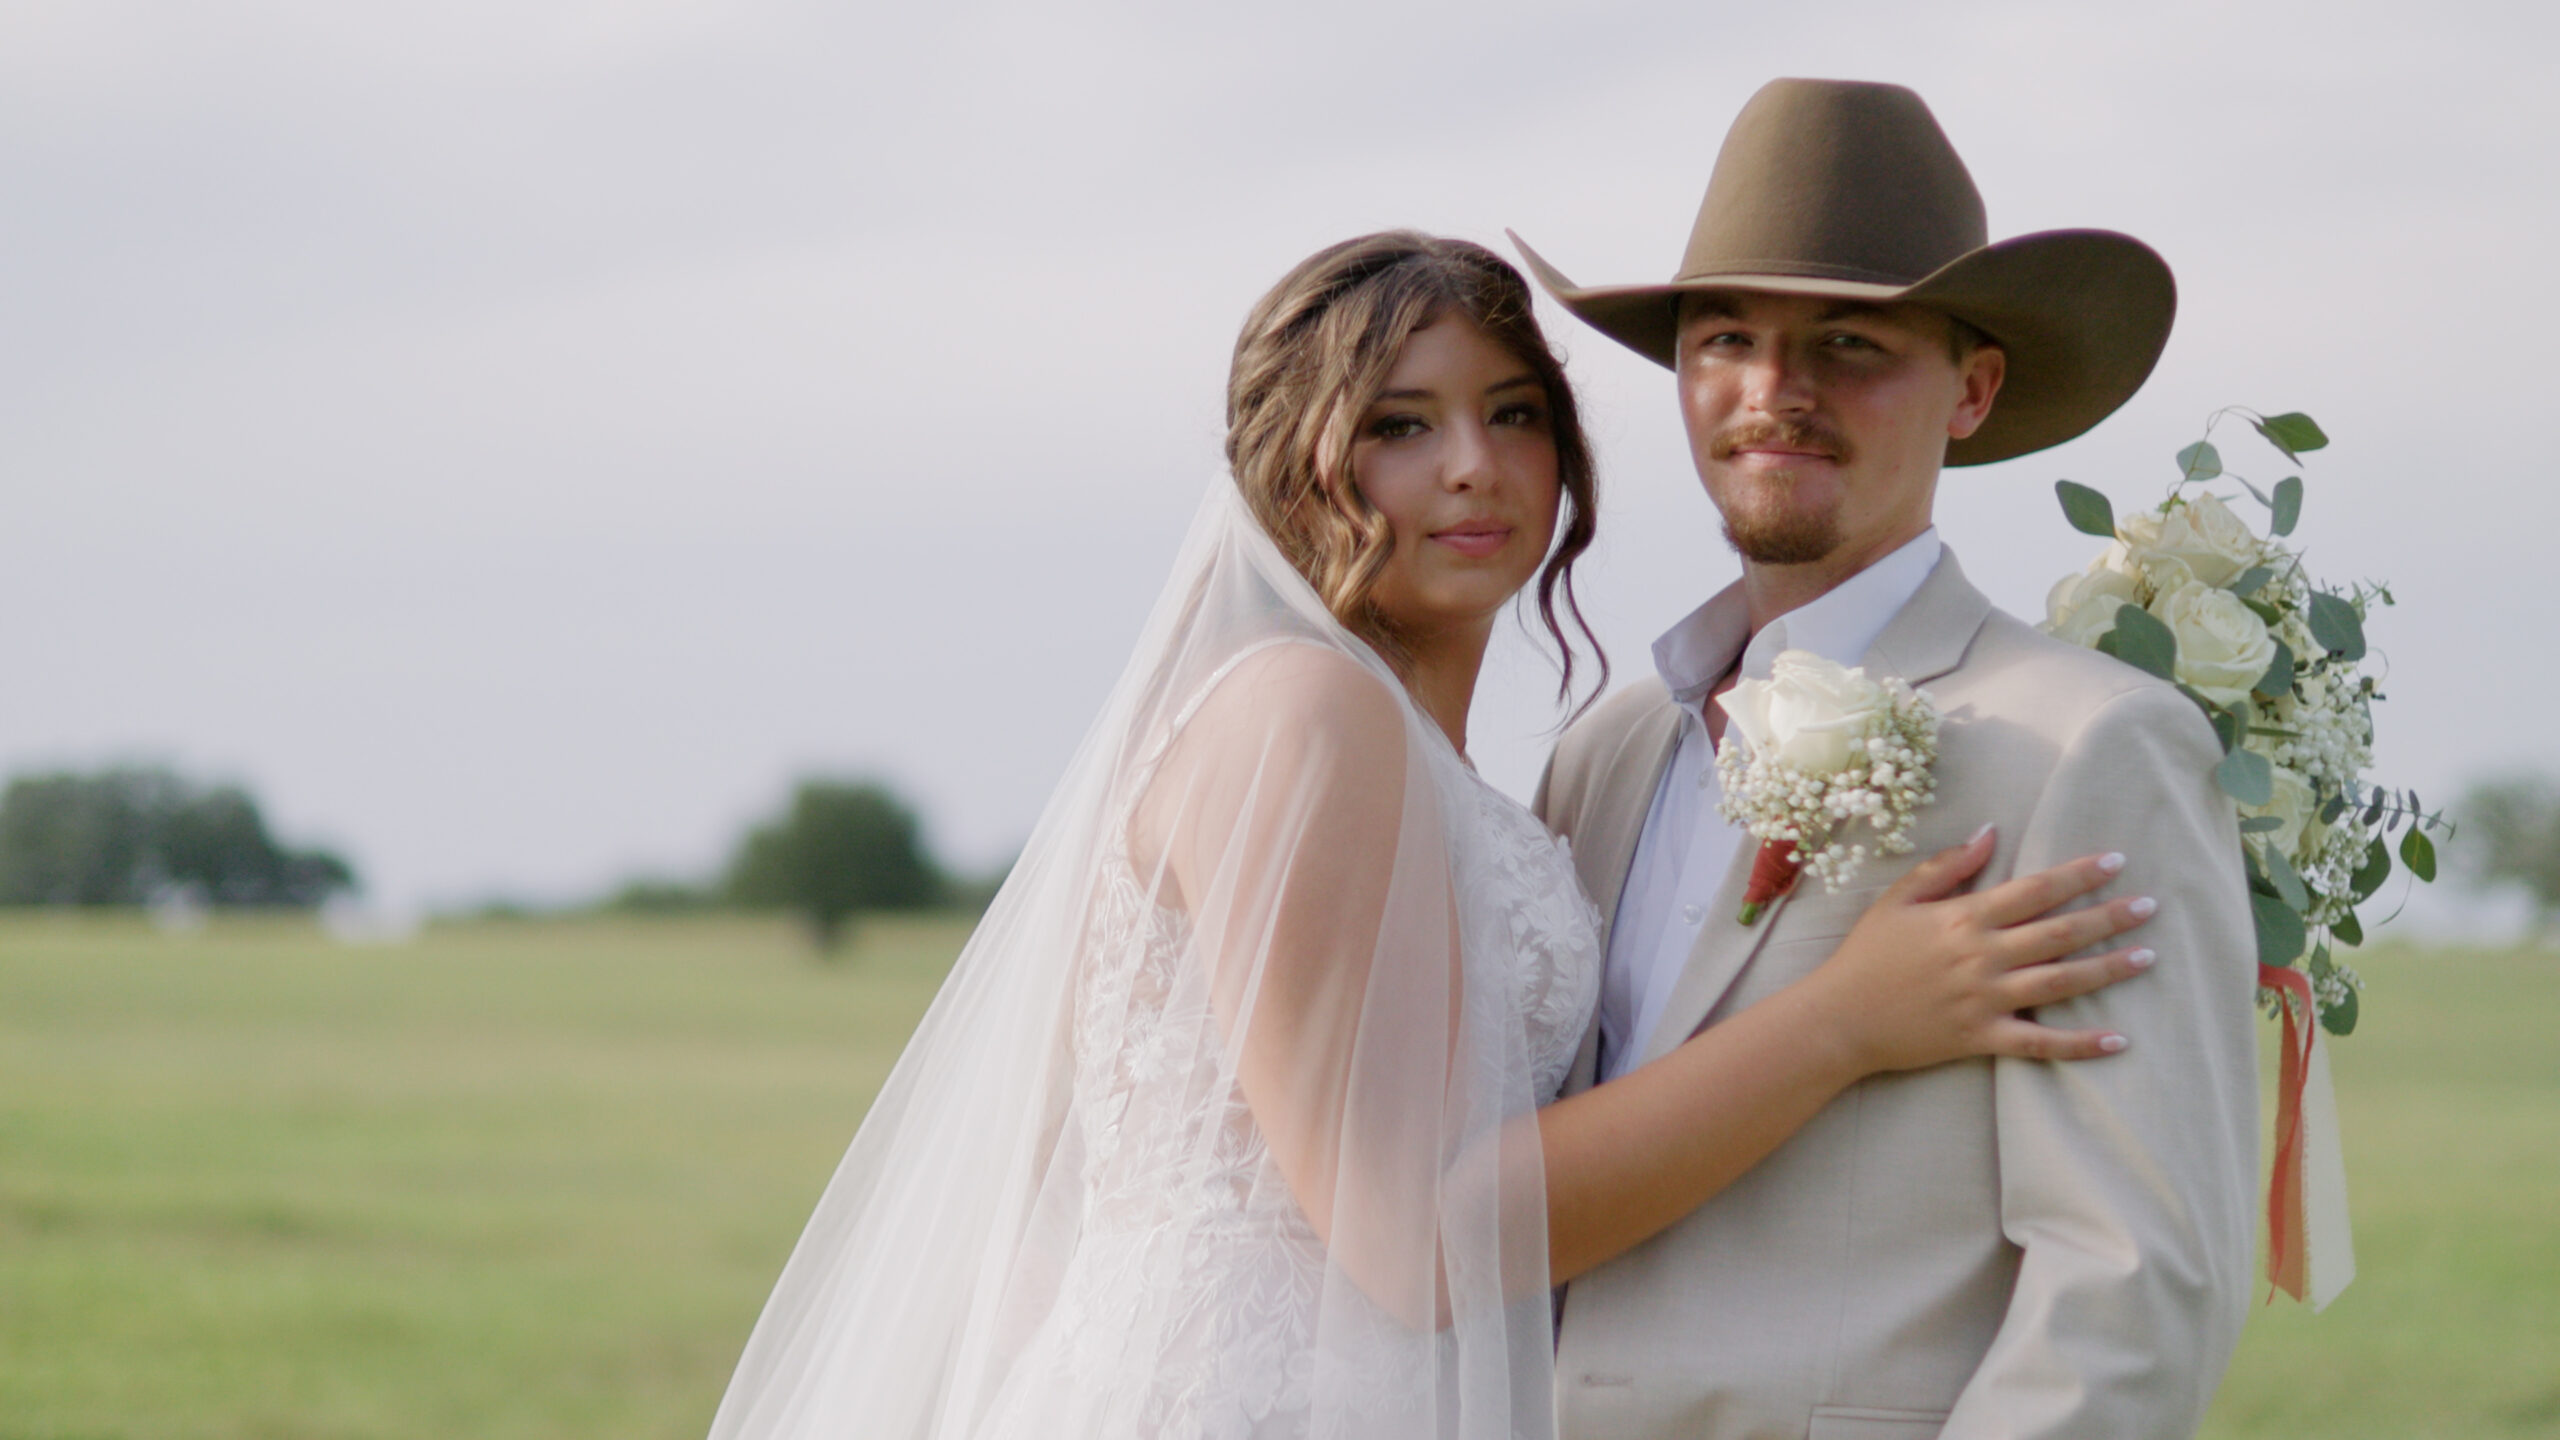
[1715,651,1942,923]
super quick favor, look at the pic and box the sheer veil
[707,479,1560,1439]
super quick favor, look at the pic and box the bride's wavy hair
[1225,231,1607,714]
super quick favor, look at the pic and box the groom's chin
[1721,512,1842,567]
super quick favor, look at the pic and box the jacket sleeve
[1941,683,2260,1439]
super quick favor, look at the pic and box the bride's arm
[1537,828,2156,1283]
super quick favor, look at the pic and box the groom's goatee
[1711,418,1852,565]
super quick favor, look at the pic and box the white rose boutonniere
[1714,651,1940,923]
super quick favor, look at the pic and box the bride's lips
[1430,522,1513,559]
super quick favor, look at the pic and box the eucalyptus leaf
[2262,841,2311,912]
[2233,473,2273,508]
[2363,788,2387,828]
[2253,638,2296,700]
[2232,565,2275,599]
[2055,480,2117,538]
[2255,411,2330,459]
[2252,892,2306,966]
[2106,605,2179,682]
[2239,815,2286,834]
[2217,746,2274,807]
[2308,591,2367,661]
[2321,982,2359,1036]
[2400,826,2438,882]
[2332,908,2364,947]
[2270,476,2303,536]
[2243,843,2276,898]
[2209,704,2243,754]
[2320,792,2349,824]
[2177,440,2223,482]
[2351,835,2391,900]
[2243,596,2285,628]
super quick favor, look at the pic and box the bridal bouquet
[1715,652,1941,923]
[2042,408,2450,1308]
[2041,408,2448,1031]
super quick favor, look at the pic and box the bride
[706,233,2158,1439]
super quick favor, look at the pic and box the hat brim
[1508,228,2174,467]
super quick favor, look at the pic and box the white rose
[2242,761,2319,861]
[2149,581,2277,707]
[1719,651,1892,776]
[2121,493,2263,589]
[2042,559,2146,647]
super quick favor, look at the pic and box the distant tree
[725,779,942,951]
[601,877,722,914]
[2456,773,2560,938]
[0,767,357,908]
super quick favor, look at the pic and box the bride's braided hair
[1225,231,1607,716]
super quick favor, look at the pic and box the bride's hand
[1805,824,2157,1074]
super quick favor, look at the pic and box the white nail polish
[2128,948,2157,969]
[1969,822,1995,846]
[2097,852,2127,875]
[2099,1034,2130,1053]
[2128,896,2158,919]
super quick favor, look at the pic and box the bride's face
[1349,316,1562,641]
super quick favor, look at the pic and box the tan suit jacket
[1535,550,2258,1440]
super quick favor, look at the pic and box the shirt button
[1681,903,1703,925]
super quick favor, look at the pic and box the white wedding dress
[971,710,1602,1438]
[708,484,1599,1440]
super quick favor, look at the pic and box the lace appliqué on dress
[976,750,1600,1439]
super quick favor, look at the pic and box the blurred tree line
[0,767,356,908]
[2458,773,2560,940]
[605,778,997,952]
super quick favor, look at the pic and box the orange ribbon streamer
[2259,962,2316,1303]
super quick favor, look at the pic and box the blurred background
[2,0,2554,1436]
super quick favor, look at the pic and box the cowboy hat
[1510,77,2174,466]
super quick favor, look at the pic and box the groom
[1517,80,2259,1439]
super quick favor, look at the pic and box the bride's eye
[1492,401,1547,428]
[1367,413,1427,441]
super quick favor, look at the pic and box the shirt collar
[1651,527,1943,707]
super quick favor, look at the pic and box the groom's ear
[1947,343,2006,442]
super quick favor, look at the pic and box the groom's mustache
[1709,418,1854,464]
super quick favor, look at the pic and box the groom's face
[1675,289,2004,571]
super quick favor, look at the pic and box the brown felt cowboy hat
[1510,77,2175,466]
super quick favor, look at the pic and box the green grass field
[0,913,2551,1438]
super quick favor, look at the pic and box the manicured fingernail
[2097,852,2127,875]
[2127,896,2157,919]
[1969,823,1995,845]
[2099,1033,2130,1053]
[2128,948,2157,969]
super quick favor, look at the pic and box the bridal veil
[707,480,1560,1439]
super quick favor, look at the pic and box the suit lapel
[1635,549,1995,1066]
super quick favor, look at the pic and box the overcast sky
[3,0,2552,934]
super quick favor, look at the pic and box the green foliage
[725,779,945,952]
[2251,410,2331,460]
[0,766,355,908]
[2177,439,2223,482]
[2251,890,2307,965]
[2306,591,2367,662]
[2253,638,2297,701]
[2098,604,2179,681]
[2218,745,2275,807]
[2269,476,2303,536]
[2055,479,2117,537]
[2452,775,2560,934]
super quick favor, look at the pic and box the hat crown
[1682,78,1988,287]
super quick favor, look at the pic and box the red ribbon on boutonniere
[1736,839,1801,925]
